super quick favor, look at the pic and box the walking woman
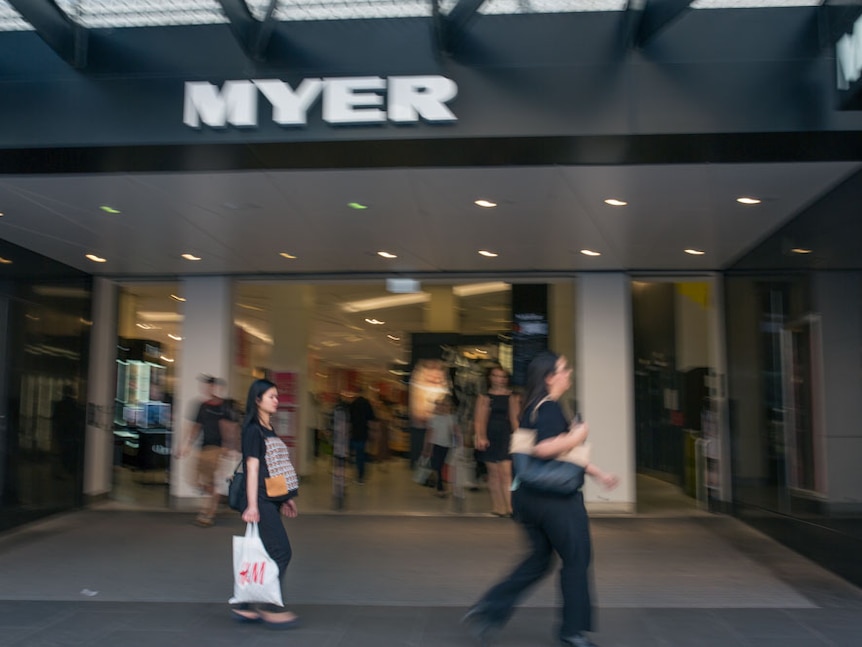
[463,351,618,647]
[231,379,300,628]
[473,364,519,516]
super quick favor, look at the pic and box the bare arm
[176,422,201,458]
[586,463,619,489]
[241,457,260,523]
[508,393,521,433]
[532,421,589,459]
[473,395,489,450]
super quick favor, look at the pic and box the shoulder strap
[528,396,553,425]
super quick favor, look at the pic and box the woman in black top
[231,379,300,628]
[464,352,618,647]
[473,365,519,516]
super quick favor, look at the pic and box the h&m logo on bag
[238,561,266,586]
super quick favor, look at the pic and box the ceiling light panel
[52,0,228,28]
[441,0,628,14]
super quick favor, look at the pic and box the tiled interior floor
[109,454,699,516]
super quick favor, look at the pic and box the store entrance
[110,279,578,515]
[632,279,720,514]
[233,280,519,515]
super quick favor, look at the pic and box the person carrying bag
[229,522,283,607]
[463,351,618,647]
[229,379,301,629]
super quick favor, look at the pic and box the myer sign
[184,75,458,128]
[836,14,862,95]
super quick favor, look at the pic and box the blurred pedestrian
[231,378,300,628]
[463,351,618,647]
[348,386,378,485]
[176,375,232,527]
[425,396,460,497]
[473,365,519,516]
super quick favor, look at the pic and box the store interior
[105,278,707,516]
[111,280,517,514]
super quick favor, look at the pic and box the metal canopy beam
[216,0,279,61]
[625,0,692,49]
[8,0,87,68]
[437,0,485,55]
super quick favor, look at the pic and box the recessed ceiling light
[170,294,186,302]
[791,248,812,254]
[377,251,397,259]
[0,212,4,217]
[279,252,297,259]
[181,253,201,261]
[168,333,183,341]
[0,256,12,264]
[365,318,385,325]
[604,199,628,207]
[387,334,401,341]
[85,254,107,263]
[348,202,368,210]
[684,249,706,255]
[737,197,762,205]
[478,250,499,257]
[475,199,497,208]
[159,355,175,363]
[580,249,601,257]
[100,205,121,214]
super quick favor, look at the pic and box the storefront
[1,1,862,584]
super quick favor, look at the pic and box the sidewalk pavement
[1,509,861,646]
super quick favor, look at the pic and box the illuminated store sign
[184,75,458,128]
[836,13,862,108]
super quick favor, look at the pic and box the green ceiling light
[347,202,368,210]
[100,206,121,214]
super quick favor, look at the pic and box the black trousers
[475,488,593,638]
[408,426,426,470]
[430,444,450,491]
[258,498,292,582]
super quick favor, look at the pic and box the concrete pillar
[813,271,862,513]
[424,285,458,332]
[576,273,635,512]
[172,277,234,503]
[84,278,119,500]
[271,284,314,476]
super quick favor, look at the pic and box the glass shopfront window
[0,241,92,532]
[111,283,180,507]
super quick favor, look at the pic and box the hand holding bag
[228,522,284,606]
[510,399,590,496]
[413,456,432,485]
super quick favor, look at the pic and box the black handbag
[511,452,585,495]
[510,399,589,496]
[227,460,247,512]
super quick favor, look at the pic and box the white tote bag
[228,523,284,606]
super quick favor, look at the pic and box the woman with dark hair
[473,364,519,516]
[463,351,618,647]
[231,379,300,628]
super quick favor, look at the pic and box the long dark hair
[243,378,277,428]
[520,350,561,415]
